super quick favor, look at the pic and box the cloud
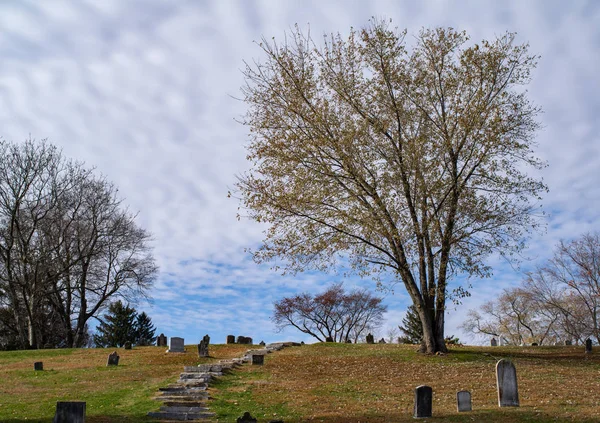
[0,0,598,345]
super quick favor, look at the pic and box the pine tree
[398,305,423,344]
[134,312,156,346]
[93,301,137,347]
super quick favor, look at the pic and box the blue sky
[0,0,599,345]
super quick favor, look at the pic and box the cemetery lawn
[0,344,250,422]
[209,343,600,422]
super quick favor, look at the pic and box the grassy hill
[3,343,600,422]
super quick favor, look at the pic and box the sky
[0,0,599,346]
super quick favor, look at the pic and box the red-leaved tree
[272,283,386,342]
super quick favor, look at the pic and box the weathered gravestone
[34,361,43,371]
[259,340,266,346]
[236,411,257,423]
[345,339,352,343]
[227,334,236,344]
[456,390,472,412]
[378,338,386,344]
[496,359,519,407]
[198,334,210,357]
[366,333,374,344]
[586,338,593,353]
[237,336,253,345]
[414,385,433,418]
[251,354,265,365]
[124,341,132,350]
[53,401,86,423]
[531,342,538,346]
[167,337,185,353]
[325,336,333,342]
[156,333,167,347]
[565,340,572,346]
[490,338,498,346]
[106,351,119,366]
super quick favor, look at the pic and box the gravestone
[490,338,497,346]
[325,336,333,342]
[53,401,86,423]
[531,342,538,346]
[167,337,185,353]
[227,334,236,344]
[378,338,386,344]
[34,361,43,371]
[496,359,519,407]
[456,390,472,412]
[414,385,433,418]
[197,334,210,357]
[106,351,119,366]
[237,336,253,344]
[156,333,167,347]
[345,339,352,343]
[124,341,132,350]
[366,333,374,344]
[252,354,264,365]
[259,340,265,346]
[565,340,572,346]
[586,338,593,353]
[236,411,257,423]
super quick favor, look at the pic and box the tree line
[0,139,157,350]
[462,232,600,345]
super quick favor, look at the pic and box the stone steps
[148,341,299,421]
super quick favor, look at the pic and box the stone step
[147,411,215,420]
[163,401,208,408]
[179,373,216,380]
[155,394,210,402]
[160,386,207,392]
[158,390,209,398]
[178,380,209,388]
[160,405,211,413]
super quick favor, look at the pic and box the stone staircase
[148,342,299,421]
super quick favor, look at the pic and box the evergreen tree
[134,312,156,346]
[93,301,137,347]
[398,305,423,344]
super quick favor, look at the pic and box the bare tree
[272,283,386,343]
[236,20,546,352]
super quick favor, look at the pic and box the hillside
[2,343,600,422]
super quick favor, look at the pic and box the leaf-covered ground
[209,343,600,423]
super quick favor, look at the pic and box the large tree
[236,20,546,353]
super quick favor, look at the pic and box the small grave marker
[251,354,264,365]
[378,338,386,344]
[167,337,185,353]
[156,333,167,347]
[236,411,257,423]
[490,338,497,346]
[586,338,593,353]
[366,333,374,344]
[565,340,572,346]
[227,334,236,344]
[325,336,333,342]
[34,361,43,371]
[124,341,132,350]
[496,359,519,407]
[106,351,119,366]
[198,334,210,357]
[53,401,86,423]
[259,340,266,346]
[456,390,472,412]
[414,385,433,418]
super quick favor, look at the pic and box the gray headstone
[251,354,264,365]
[237,335,253,344]
[456,390,472,412]
[237,411,257,423]
[34,361,43,371]
[198,334,210,357]
[414,385,433,418]
[167,337,185,353]
[53,401,86,423]
[565,340,572,346]
[106,351,119,366]
[378,338,386,344]
[156,333,167,347]
[325,336,333,342]
[490,338,497,346]
[531,342,538,346]
[586,338,593,353]
[259,340,266,346]
[124,341,132,350]
[496,359,519,407]
[366,333,374,344]
[227,334,236,344]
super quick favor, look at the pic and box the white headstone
[167,337,185,353]
[496,359,519,407]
